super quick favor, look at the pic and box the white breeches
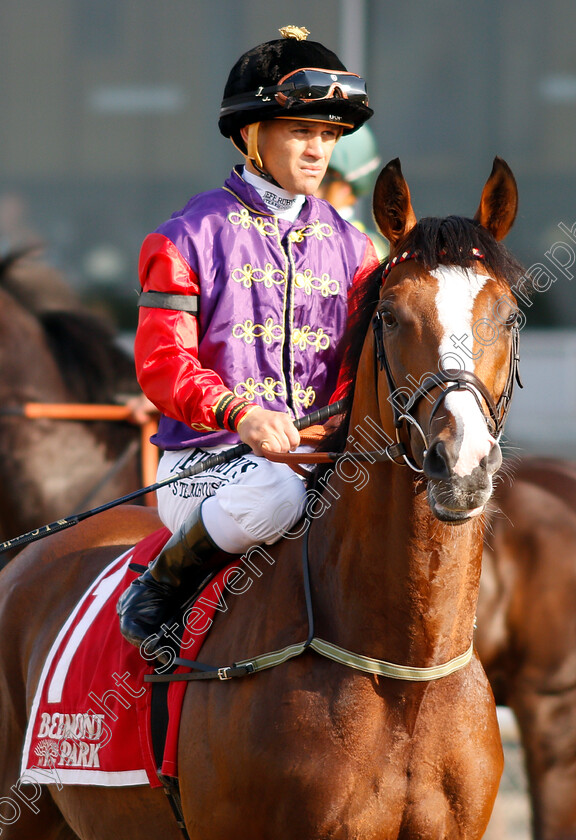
[155,446,308,554]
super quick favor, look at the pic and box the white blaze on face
[432,266,496,477]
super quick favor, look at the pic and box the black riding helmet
[219,25,373,160]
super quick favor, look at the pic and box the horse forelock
[315,215,527,464]
[399,216,525,289]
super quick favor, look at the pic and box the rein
[262,437,407,472]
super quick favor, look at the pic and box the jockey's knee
[204,473,307,552]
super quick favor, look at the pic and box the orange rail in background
[21,403,159,506]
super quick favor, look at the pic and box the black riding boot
[117,504,225,657]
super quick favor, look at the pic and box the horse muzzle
[423,437,503,523]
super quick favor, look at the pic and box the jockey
[117,25,379,660]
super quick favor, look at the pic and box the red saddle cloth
[21,528,240,787]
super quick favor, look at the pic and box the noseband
[372,250,522,470]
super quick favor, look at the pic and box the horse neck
[308,347,483,667]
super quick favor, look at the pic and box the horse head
[365,157,523,522]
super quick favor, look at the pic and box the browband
[381,248,486,283]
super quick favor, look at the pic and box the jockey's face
[243,119,343,195]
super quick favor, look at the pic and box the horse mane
[0,249,138,403]
[318,215,527,457]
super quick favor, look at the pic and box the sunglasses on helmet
[274,68,369,108]
[219,67,369,118]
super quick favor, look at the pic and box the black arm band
[137,291,199,314]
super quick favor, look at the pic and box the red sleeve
[330,237,380,405]
[134,233,255,433]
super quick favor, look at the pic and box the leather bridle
[371,251,522,471]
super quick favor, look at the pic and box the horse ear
[474,157,518,241]
[372,158,417,248]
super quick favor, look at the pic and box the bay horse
[0,157,525,840]
[477,456,576,840]
[0,250,147,559]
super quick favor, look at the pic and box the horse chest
[178,666,500,839]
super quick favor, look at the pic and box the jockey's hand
[237,406,300,457]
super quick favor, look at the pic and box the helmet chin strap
[242,123,282,187]
[246,123,264,170]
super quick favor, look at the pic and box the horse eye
[379,308,397,329]
[505,310,520,328]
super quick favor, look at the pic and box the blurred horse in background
[0,249,153,561]
[477,456,576,840]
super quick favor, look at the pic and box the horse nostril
[424,440,453,480]
[480,442,503,474]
